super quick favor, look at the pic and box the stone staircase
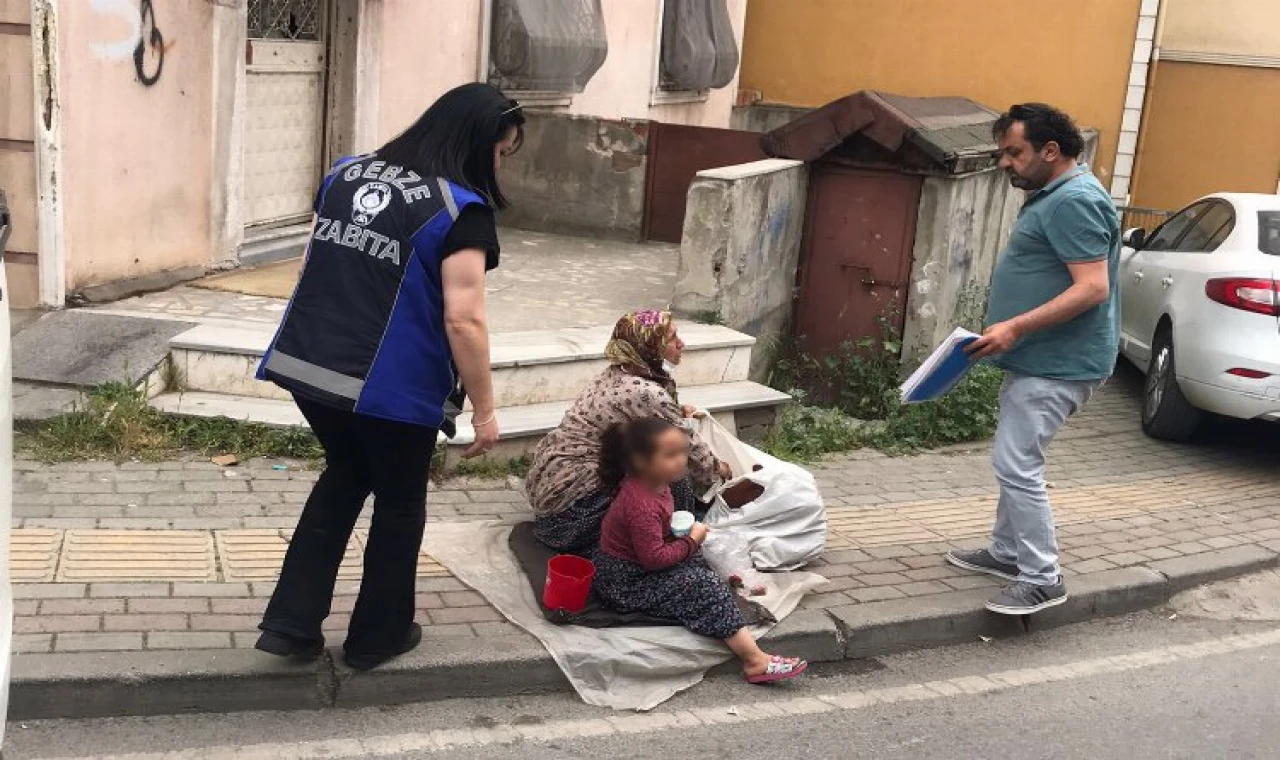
[148,322,791,460]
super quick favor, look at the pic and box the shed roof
[761,91,1002,174]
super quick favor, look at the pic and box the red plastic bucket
[543,554,595,613]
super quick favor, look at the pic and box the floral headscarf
[605,309,678,400]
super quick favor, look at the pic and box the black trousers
[260,395,437,655]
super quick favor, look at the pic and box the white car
[1118,192,1280,441]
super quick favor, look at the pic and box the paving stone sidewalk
[10,373,1280,656]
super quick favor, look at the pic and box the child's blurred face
[637,427,689,485]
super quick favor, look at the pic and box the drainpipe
[476,0,492,83]
[30,0,65,308]
[1124,0,1168,207]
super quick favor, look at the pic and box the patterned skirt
[533,478,700,556]
[591,551,747,640]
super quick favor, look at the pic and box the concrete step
[149,381,792,460]
[168,322,753,409]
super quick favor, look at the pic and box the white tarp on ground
[424,521,826,711]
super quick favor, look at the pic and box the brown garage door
[794,163,922,357]
[642,122,765,243]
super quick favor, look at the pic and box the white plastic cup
[670,510,695,537]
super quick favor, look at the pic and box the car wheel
[1141,329,1203,442]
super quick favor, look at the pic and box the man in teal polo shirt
[946,103,1119,615]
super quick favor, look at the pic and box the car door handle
[1162,276,1174,288]
[1133,271,1144,281]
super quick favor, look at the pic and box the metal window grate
[248,0,323,41]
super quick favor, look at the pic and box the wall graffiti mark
[89,0,168,86]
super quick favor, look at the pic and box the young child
[592,416,807,684]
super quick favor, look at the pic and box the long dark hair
[598,417,679,495]
[376,83,526,209]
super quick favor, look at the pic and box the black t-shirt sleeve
[441,204,500,271]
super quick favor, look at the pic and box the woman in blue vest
[254,83,524,671]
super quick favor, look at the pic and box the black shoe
[343,622,423,671]
[945,548,1018,581]
[986,579,1069,615]
[254,630,325,660]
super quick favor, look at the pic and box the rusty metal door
[643,122,766,243]
[794,164,922,357]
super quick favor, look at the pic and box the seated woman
[592,416,806,684]
[525,309,731,554]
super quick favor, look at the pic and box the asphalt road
[6,572,1280,759]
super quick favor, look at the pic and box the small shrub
[765,289,1002,457]
[860,365,1004,454]
[761,400,863,462]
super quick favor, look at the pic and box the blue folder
[900,329,981,404]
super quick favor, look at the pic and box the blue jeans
[989,372,1099,585]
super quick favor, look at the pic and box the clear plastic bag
[701,530,768,596]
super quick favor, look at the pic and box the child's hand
[717,460,733,481]
[689,522,709,544]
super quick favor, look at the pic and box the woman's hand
[688,522,709,544]
[463,412,500,459]
[716,460,733,481]
[680,405,702,419]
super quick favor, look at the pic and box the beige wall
[1131,62,1280,210]
[739,0,1142,186]
[59,0,218,290]
[377,0,484,145]
[1162,0,1280,58]
[570,0,746,128]
[1129,0,1280,210]
[376,0,747,143]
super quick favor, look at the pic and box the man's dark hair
[993,103,1084,159]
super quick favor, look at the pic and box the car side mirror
[1122,227,1147,249]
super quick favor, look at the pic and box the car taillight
[1227,368,1271,379]
[1205,278,1280,316]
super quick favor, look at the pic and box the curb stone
[9,546,1278,720]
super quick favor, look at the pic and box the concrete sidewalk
[10,375,1280,718]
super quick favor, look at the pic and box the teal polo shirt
[985,164,1121,381]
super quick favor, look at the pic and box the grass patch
[22,382,323,463]
[444,454,532,481]
[760,401,864,462]
[764,292,1002,458]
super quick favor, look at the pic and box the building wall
[375,0,748,142]
[59,0,218,292]
[498,113,651,241]
[901,169,1021,369]
[0,0,38,307]
[674,159,807,380]
[1160,0,1280,59]
[1130,63,1280,211]
[1129,0,1280,210]
[739,0,1141,188]
[377,0,484,145]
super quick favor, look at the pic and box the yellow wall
[1162,0,1280,58]
[1131,62,1280,211]
[740,0,1141,184]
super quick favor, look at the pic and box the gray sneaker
[986,579,1068,615]
[945,549,1018,581]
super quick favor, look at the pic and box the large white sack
[696,416,827,570]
